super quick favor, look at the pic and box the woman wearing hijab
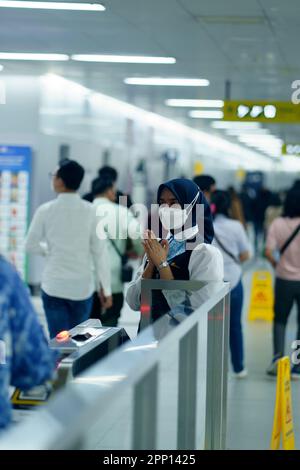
[126,178,224,320]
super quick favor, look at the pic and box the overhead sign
[282,144,300,156]
[223,100,300,123]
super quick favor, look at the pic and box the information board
[0,146,31,279]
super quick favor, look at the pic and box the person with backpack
[92,177,143,326]
[265,189,300,377]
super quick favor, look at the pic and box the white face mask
[159,192,199,230]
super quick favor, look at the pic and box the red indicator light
[56,330,70,342]
[140,304,151,316]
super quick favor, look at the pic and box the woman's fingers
[144,239,154,251]
[143,229,156,240]
[148,230,157,240]
[143,240,154,256]
[161,239,169,250]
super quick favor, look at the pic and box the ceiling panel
[0,0,299,149]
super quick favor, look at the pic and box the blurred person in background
[99,165,134,209]
[252,186,273,255]
[228,186,247,229]
[92,177,143,326]
[264,192,283,234]
[126,179,224,321]
[292,179,300,191]
[0,256,56,429]
[83,165,133,208]
[211,190,251,378]
[193,174,216,203]
[26,159,112,338]
[83,166,118,203]
[82,176,99,203]
[265,189,300,378]
[240,184,254,226]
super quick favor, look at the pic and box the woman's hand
[143,230,169,269]
[99,289,113,309]
[264,247,277,269]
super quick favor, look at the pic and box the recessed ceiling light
[225,128,270,136]
[0,1,105,11]
[189,110,224,119]
[73,55,176,64]
[125,77,208,86]
[0,53,69,61]
[124,77,209,86]
[211,121,261,129]
[166,99,223,107]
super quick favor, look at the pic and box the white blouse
[126,243,224,312]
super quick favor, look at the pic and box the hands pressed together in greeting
[142,230,174,280]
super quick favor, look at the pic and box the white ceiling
[0,0,299,147]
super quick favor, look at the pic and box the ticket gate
[11,319,130,410]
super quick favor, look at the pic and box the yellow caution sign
[248,271,274,322]
[194,161,204,176]
[235,168,246,182]
[271,357,296,450]
[223,100,300,123]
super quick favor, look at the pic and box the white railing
[0,280,230,450]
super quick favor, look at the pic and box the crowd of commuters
[193,174,300,379]
[1,160,300,431]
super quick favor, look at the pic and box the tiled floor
[32,257,300,450]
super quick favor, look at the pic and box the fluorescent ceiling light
[166,99,223,107]
[189,110,224,119]
[211,121,261,129]
[239,142,282,148]
[225,128,270,136]
[125,78,208,86]
[0,52,69,61]
[238,135,282,142]
[0,1,105,11]
[72,55,176,64]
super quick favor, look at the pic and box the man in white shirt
[92,177,143,326]
[26,159,112,338]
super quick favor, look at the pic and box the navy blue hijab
[157,178,214,244]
